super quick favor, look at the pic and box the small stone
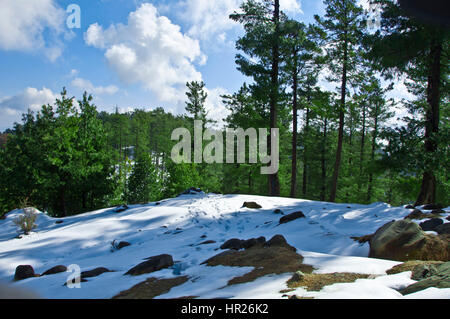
[291,271,305,282]
[242,202,262,209]
[14,265,36,281]
[41,265,67,276]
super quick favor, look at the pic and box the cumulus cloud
[205,87,231,128]
[84,3,206,103]
[0,87,58,130]
[72,78,119,95]
[0,0,66,61]
[178,0,302,41]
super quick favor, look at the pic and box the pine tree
[364,0,449,205]
[315,0,364,202]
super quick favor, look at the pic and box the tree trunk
[358,103,367,195]
[329,36,348,202]
[415,41,442,206]
[268,0,281,196]
[321,118,328,201]
[302,105,310,197]
[367,102,379,203]
[290,49,299,198]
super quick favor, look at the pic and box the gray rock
[419,218,444,232]
[435,223,450,235]
[369,220,426,261]
[125,254,174,276]
[401,262,450,295]
[14,265,36,281]
[41,265,67,276]
[220,238,244,250]
[242,202,262,209]
[81,267,112,279]
[279,211,305,224]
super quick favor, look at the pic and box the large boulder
[279,211,305,224]
[436,223,450,235]
[14,265,37,281]
[125,254,174,276]
[419,218,444,232]
[220,238,244,250]
[369,220,449,261]
[400,262,450,295]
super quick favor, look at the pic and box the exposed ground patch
[286,272,370,292]
[386,261,444,275]
[113,276,189,299]
[203,246,314,286]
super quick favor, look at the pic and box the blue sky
[0,0,411,131]
[0,0,329,131]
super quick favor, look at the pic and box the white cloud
[0,87,58,130]
[205,87,231,127]
[178,0,302,41]
[0,0,66,61]
[0,87,57,115]
[84,3,206,103]
[72,78,119,95]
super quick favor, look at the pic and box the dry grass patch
[202,246,314,286]
[386,261,444,275]
[113,276,189,299]
[287,272,370,292]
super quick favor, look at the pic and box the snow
[0,193,449,299]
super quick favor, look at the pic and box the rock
[279,211,306,224]
[291,270,305,282]
[41,265,67,276]
[404,209,428,220]
[411,263,440,281]
[369,220,450,261]
[81,267,112,279]
[266,235,296,251]
[197,240,216,246]
[117,241,131,249]
[419,218,444,232]
[400,262,450,295]
[125,254,174,276]
[405,205,415,209]
[55,220,63,224]
[435,223,450,235]
[242,202,262,209]
[115,205,129,213]
[220,238,244,250]
[14,265,37,281]
[422,204,444,210]
[447,216,450,222]
[273,209,284,215]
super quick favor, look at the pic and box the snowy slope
[0,193,449,299]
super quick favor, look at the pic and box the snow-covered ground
[0,193,449,299]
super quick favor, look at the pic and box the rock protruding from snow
[81,267,112,279]
[400,262,450,295]
[369,220,450,261]
[14,265,37,281]
[279,211,305,224]
[265,235,297,251]
[125,254,174,276]
[220,237,266,250]
[41,265,67,276]
[436,223,450,235]
[242,202,262,209]
[419,218,444,232]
